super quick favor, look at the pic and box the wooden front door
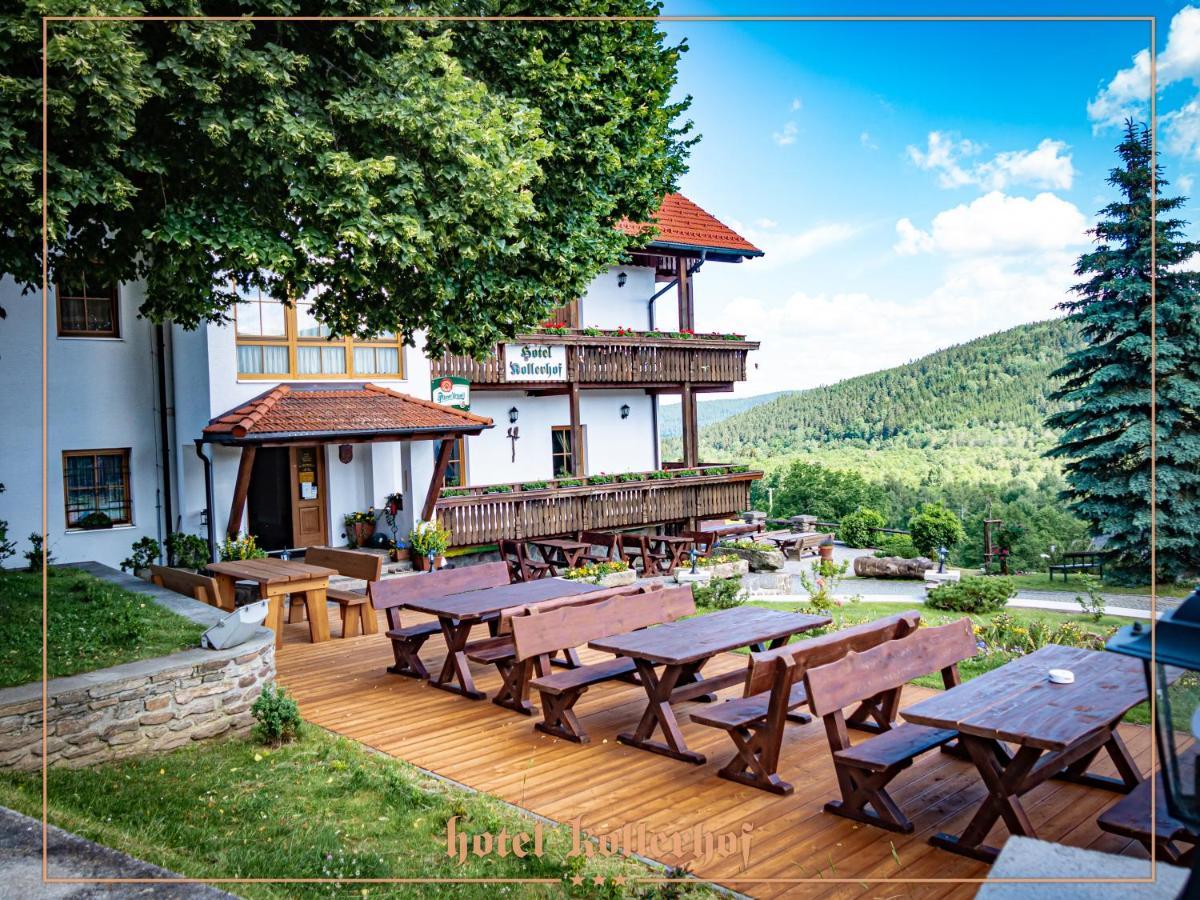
[289,445,328,548]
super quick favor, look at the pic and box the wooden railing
[434,466,762,547]
[431,331,759,387]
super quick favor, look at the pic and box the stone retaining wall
[0,562,275,771]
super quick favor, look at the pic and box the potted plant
[343,509,377,548]
[388,539,410,563]
[120,536,161,580]
[166,531,209,571]
[819,534,835,561]
[77,510,113,530]
[408,520,451,571]
[384,492,404,516]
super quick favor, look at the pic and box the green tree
[908,502,965,559]
[1047,122,1200,582]
[1,3,691,354]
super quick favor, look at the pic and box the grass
[0,568,206,688]
[1004,572,1192,599]
[0,728,711,898]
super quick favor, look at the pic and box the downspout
[154,324,174,563]
[194,440,218,563]
[645,251,707,329]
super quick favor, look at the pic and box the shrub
[1073,574,1106,623]
[251,684,301,747]
[120,537,161,573]
[77,511,113,529]
[0,519,17,568]
[926,576,1015,614]
[166,532,210,570]
[692,576,744,610]
[873,533,920,559]
[838,507,886,548]
[797,558,851,613]
[908,503,966,558]
[24,533,51,572]
[408,520,451,558]
[220,533,267,562]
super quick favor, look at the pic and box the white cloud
[773,121,798,146]
[790,97,803,112]
[731,221,861,268]
[1164,96,1200,160]
[907,132,1075,190]
[893,192,1089,257]
[754,217,779,229]
[860,131,878,150]
[1179,173,1195,194]
[1089,6,1200,131]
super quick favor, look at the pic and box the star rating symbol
[592,875,605,885]
[569,875,584,886]
[613,876,627,886]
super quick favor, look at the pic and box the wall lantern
[1106,586,1200,889]
[617,271,628,288]
[620,403,631,420]
[508,406,519,424]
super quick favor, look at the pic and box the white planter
[673,570,713,585]
[674,558,749,581]
[567,568,636,588]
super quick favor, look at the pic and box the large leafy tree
[1047,121,1200,583]
[1,2,692,353]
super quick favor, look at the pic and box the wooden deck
[276,610,1155,898]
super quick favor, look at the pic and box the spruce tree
[1047,121,1200,583]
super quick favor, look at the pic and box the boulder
[721,543,787,572]
[853,555,934,579]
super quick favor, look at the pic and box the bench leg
[846,689,901,734]
[340,604,361,639]
[549,647,582,670]
[825,761,914,833]
[535,687,590,743]
[715,724,794,795]
[387,635,431,680]
[361,604,378,636]
[492,659,534,716]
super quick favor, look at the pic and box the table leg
[1051,726,1143,792]
[930,736,1042,863]
[430,617,486,700]
[212,574,238,612]
[302,588,331,643]
[264,593,285,649]
[617,660,706,764]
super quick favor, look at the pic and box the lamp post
[1107,586,1200,895]
[689,548,698,575]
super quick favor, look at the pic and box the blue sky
[654,3,1195,396]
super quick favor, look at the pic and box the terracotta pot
[818,545,834,561]
[352,522,376,547]
[389,547,411,562]
[414,554,445,572]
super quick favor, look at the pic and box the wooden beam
[422,438,456,522]
[681,383,699,468]
[677,254,694,332]
[227,445,257,539]
[568,382,584,477]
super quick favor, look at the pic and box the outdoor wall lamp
[1107,586,1200,893]
[620,403,631,420]
[617,271,628,288]
[508,406,519,424]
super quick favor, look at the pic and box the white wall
[0,276,167,569]
[579,265,656,329]
[579,390,657,474]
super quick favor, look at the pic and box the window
[57,274,119,337]
[435,438,467,488]
[233,286,406,380]
[62,449,132,527]
[551,427,577,478]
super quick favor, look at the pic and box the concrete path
[0,806,233,899]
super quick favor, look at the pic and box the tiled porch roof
[201,383,492,444]
[617,193,762,258]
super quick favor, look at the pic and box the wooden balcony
[434,465,762,547]
[430,330,759,391]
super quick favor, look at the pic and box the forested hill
[658,391,791,439]
[693,318,1080,458]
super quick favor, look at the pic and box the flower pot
[414,554,445,572]
[389,547,410,563]
[352,522,376,547]
[819,545,834,561]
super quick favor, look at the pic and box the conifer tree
[1047,122,1200,582]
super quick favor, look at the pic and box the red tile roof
[202,384,492,443]
[617,193,762,257]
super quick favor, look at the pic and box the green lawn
[1004,572,1191,599]
[0,568,206,688]
[0,728,710,898]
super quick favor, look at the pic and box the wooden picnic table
[902,644,1150,863]
[590,606,831,764]
[758,529,830,559]
[528,538,593,574]
[402,578,605,699]
[207,558,338,649]
[650,534,696,570]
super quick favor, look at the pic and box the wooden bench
[758,530,831,560]
[150,565,227,608]
[518,586,696,743]
[804,618,978,833]
[1098,772,1198,865]
[499,539,553,582]
[691,611,922,794]
[369,561,511,679]
[302,547,384,638]
[577,531,623,563]
[467,583,664,714]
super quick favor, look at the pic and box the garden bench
[466,583,664,714]
[1047,535,1113,582]
[1098,772,1197,865]
[519,586,696,743]
[618,533,671,574]
[576,530,624,563]
[302,547,384,638]
[757,530,830,560]
[499,539,553,582]
[150,565,226,608]
[369,561,511,679]
[691,611,921,794]
[804,618,977,833]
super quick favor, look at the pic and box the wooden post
[226,445,257,539]
[677,255,693,332]
[568,382,584,477]
[422,437,456,523]
[680,383,699,468]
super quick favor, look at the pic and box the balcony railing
[434,465,762,547]
[431,330,759,388]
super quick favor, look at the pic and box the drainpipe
[154,324,174,563]
[646,251,706,329]
[194,440,218,563]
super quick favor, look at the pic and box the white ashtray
[1048,668,1075,685]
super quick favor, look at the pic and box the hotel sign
[504,343,568,382]
[431,376,471,410]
